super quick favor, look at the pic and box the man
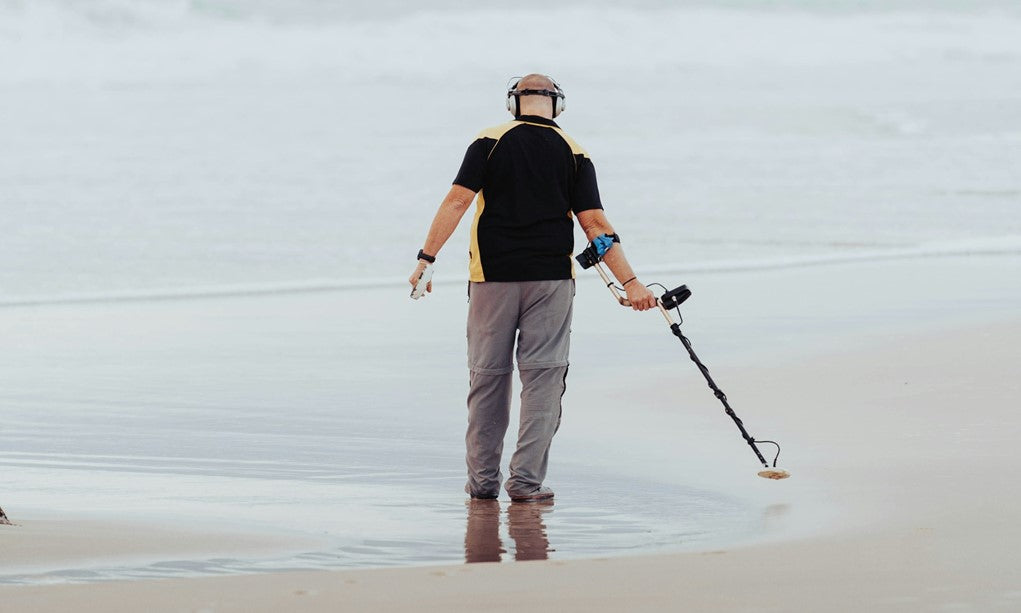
[409,74,656,502]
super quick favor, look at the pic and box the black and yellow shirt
[453,115,603,282]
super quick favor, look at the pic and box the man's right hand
[624,280,657,311]
[409,260,434,299]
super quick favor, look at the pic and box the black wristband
[417,249,436,263]
[622,276,637,287]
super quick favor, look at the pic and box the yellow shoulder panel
[551,127,589,158]
[476,121,521,141]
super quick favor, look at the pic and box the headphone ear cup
[551,80,565,118]
[506,78,521,117]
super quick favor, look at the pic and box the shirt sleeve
[571,156,603,214]
[452,137,496,192]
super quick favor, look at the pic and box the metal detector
[576,244,790,480]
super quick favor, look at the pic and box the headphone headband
[508,87,565,100]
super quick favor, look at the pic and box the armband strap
[417,249,436,263]
[622,276,637,287]
[592,233,621,257]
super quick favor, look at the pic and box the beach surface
[0,519,317,581]
[3,255,1020,611]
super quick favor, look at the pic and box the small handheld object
[575,241,789,480]
[410,263,434,300]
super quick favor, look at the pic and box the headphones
[506,75,566,119]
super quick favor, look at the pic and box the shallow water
[0,283,770,584]
[0,475,755,584]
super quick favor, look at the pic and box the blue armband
[593,233,620,257]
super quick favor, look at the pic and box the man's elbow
[577,211,612,240]
[450,195,473,213]
[580,221,611,240]
[444,186,475,213]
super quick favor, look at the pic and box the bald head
[517,73,556,91]
[510,73,564,119]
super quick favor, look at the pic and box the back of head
[506,74,565,119]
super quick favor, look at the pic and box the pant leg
[465,282,519,497]
[466,370,512,496]
[505,280,574,494]
[514,279,574,371]
[505,365,568,494]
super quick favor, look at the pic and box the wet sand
[0,519,317,581]
[3,295,1020,610]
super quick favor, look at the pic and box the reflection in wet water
[507,501,554,561]
[464,499,505,563]
[464,499,554,563]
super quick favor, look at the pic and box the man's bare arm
[422,185,476,257]
[408,184,476,293]
[576,209,657,311]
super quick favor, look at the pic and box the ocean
[1,0,1020,582]
[1,0,1019,302]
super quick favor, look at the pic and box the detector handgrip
[586,260,684,327]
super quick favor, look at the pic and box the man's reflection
[507,500,553,561]
[464,499,504,563]
[464,499,553,563]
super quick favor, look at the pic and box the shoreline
[3,242,1020,310]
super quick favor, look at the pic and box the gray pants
[465,280,574,497]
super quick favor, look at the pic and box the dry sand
[3,315,1019,611]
